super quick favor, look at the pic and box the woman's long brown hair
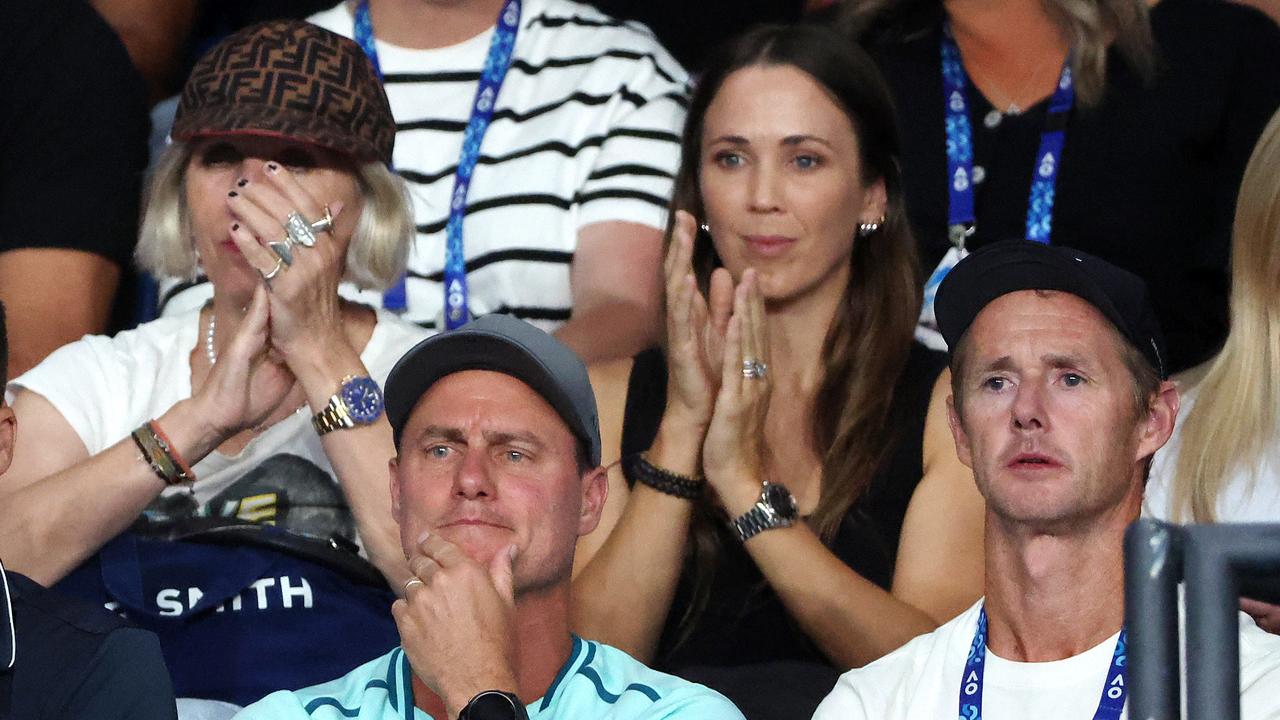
[662,23,921,648]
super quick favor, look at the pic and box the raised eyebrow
[977,356,1016,375]
[1043,353,1094,371]
[414,425,467,445]
[781,134,834,149]
[484,430,546,450]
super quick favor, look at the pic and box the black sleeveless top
[619,341,945,718]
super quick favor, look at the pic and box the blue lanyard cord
[355,0,523,324]
[940,24,1074,247]
[959,607,1128,720]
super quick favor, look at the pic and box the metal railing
[1124,519,1280,720]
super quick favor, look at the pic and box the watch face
[763,482,799,520]
[340,376,385,424]
[463,691,526,720]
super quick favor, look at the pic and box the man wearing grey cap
[237,314,743,720]
[813,241,1280,720]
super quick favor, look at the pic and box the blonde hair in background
[136,142,415,290]
[1170,109,1280,523]
[836,0,1155,106]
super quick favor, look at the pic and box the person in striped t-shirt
[162,0,689,365]
[235,315,742,720]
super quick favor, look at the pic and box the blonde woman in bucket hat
[1,20,427,592]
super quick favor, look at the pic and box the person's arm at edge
[570,358,702,663]
[0,249,119,377]
[555,221,664,364]
[890,368,986,624]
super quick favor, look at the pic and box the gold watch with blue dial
[312,375,384,435]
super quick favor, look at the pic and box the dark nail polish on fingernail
[266,163,279,172]
[236,178,248,187]
[228,191,238,198]
[231,223,239,231]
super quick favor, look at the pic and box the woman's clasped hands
[192,161,357,441]
[663,210,773,513]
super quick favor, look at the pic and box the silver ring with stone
[741,359,768,380]
[285,211,317,248]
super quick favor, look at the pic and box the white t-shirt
[161,0,689,333]
[1145,383,1280,522]
[9,309,428,540]
[814,600,1280,720]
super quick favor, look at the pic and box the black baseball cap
[935,241,1167,378]
[385,314,602,466]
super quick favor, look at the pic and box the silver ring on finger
[285,211,318,248]
[258,257,286,285]
[309,205,334,235]
[741,358,768,380]
[268,237,295,266]
[402,576,424,594]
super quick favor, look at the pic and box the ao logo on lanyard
[354,0,522,329]
[917,24,1074,349]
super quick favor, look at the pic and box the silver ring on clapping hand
[268,237,295,266]
[285,211,318,248]
[258,257,286,285]
[402,577,424,594]
[741,359,768,380]
[309,205,334,235]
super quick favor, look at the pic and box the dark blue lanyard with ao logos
[921,25,1074,327]
[355,0,522,327]
[940,23,1074,245]
[959,606,1128,720]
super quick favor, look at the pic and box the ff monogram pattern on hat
[173,20,395,164]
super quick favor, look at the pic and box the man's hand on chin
[393,532,521,717]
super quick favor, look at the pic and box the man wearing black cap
[237,314,742,719]
[813,241,1280,719]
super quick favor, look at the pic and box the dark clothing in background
[865,0,1280,373]
[0,0,149,330]
[591,0,805,72]
[0,564,177,720]
[619,342,945,720]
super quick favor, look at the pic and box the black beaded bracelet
[621,452,704,500]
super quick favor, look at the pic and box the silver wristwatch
[730,481,799,542]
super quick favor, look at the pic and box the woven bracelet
[621,452,704,500]
[147,420,196,483]
[132,424,179,485]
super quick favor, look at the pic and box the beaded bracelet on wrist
[621,452,704,500]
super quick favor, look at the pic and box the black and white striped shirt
[161,0,689,333]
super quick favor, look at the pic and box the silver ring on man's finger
[402,577,424,594]
[309,205,334,235]
[742,359,768,380]
[285,211,318,248]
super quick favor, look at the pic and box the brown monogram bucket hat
[173,20,395,165]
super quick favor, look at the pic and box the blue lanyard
[959,607,1128,720]
[941,24,1074,247]
[355,0,522,326]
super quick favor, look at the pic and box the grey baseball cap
[385,314,602,466]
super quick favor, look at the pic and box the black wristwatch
[730,481,799,542]
[459,690,528,720]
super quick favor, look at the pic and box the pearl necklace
[205,312,217,366]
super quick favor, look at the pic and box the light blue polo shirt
[234,636,744,720]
